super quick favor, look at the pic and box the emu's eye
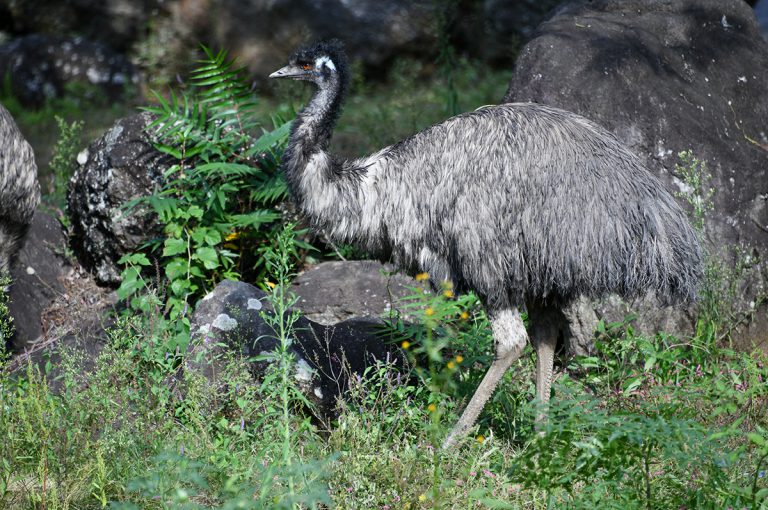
[300,63,312,71]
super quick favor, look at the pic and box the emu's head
[269,39,347,90]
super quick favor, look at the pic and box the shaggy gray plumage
[0,103,40,276]
[271,40,703,445]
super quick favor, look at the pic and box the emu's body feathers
[0,104,39,274]
[285,102,702,309]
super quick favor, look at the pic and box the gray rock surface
[505,0,768,351]
[456,0,566,64]
[5,210,115,359]
[291,260,415,324]
[6,212,68,351]
[186,279,403,416]
[67,112,169,285]
[0,34,138,108]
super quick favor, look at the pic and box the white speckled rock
[186,279,404,416]
[67,112,170,285]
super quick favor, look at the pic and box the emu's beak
[269,65,306,79]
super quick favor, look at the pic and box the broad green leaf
[118,252,151,266]
[187,205,204,219]
[170,278,191,297]
[166,258,189,280]
[162,238,187,257]
[116,267,144,299]
[194,247,220,269]
[623,376,643,395]
[643,357,656,371]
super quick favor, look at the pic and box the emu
[270,40,703,447]
[0,102,39,282]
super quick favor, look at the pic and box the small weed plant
[674,150,715,234]
[674,149,766,342]
[0,276,13,346]
[49,115,84,203]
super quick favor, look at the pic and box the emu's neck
[282,72,372,244]
[282,77,346,202]
[284,74,346,175]
[293,84,344,152]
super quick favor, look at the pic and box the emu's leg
[528,305,567,428]
[530,317,557,425]
[442,307,527,449]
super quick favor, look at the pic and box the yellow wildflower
[476,434,485,443]
[460,311,469,320]
[427,403,437,412]
[455,355,464,363]
[418,494,427,502]
[443,289,454,298]
[447,361,455,370]
[401,341,410,349]
[265,281,276,289]
[225,231,240,241]
[425,307,434,316]
[415,272,429,281]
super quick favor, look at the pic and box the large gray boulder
[4,210,115,369]
[67,112,169,285]
[291,260,415,324]
[505,0,768,351]
[0,34,138,108]
[6,212,67,351]
[186,279,403,416]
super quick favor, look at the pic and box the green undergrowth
[2,269,767,508]
[116,47,304,328]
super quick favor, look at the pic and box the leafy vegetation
[2,265,767,508]
[117,48,300,325]
[674,150,767,341]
